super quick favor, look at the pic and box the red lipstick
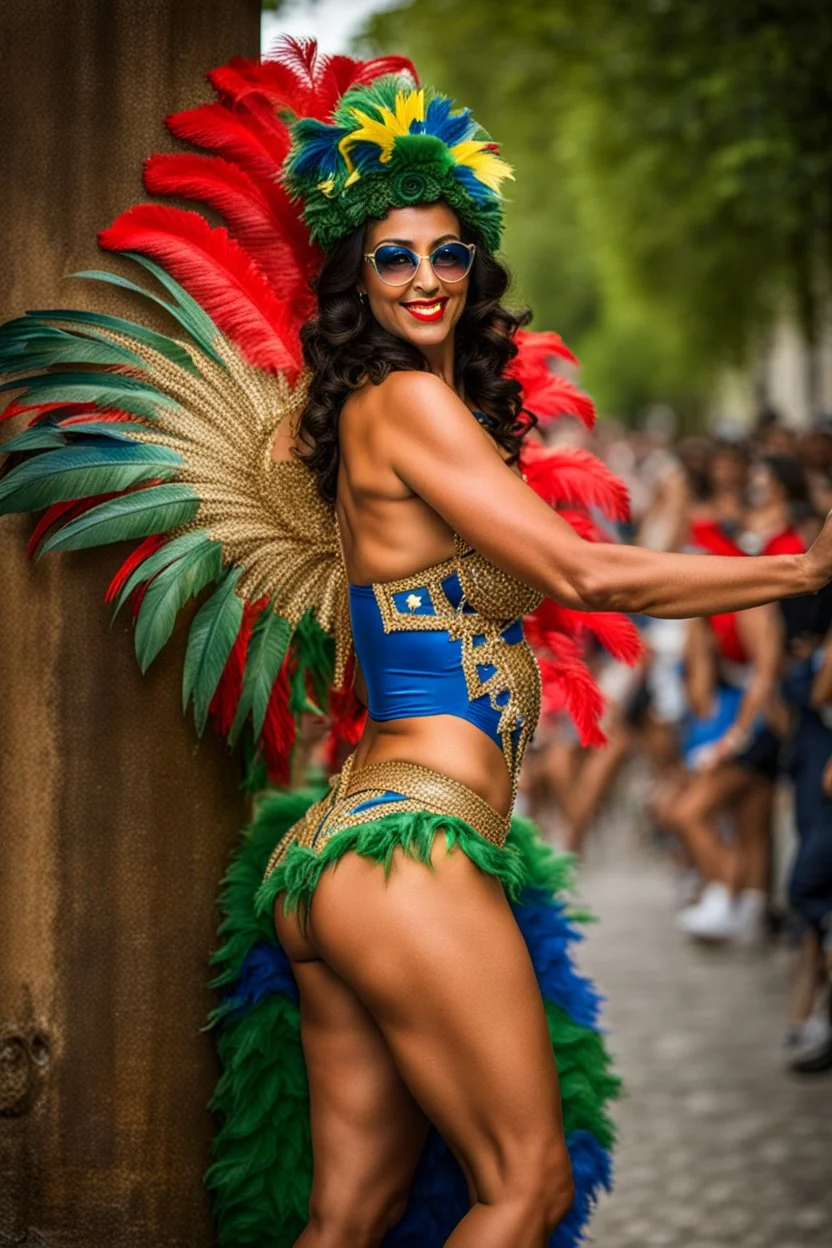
[401,297,448,323]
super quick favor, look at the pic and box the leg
[663,765,749,886]
[307,835,575,1248]
[734,774,773,893]
[275,904,430,1248]
[564,723,632,853]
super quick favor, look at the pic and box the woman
[251,81,832,1240]
[4,45,832,1248]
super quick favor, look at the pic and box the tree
[360,0,832,419]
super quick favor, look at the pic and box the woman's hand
[801,510,832,594]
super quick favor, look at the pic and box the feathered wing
[512,331,644,745]
[0,35,634,769]
[0,39,413,783]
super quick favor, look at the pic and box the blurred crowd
[521,409,832,1076]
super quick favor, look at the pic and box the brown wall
[0,3,262,1244]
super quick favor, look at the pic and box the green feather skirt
[206,784,620,1247]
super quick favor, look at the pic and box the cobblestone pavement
[574,823,832,1248]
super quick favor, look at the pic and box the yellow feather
[449,141,515,193]
[338,90,427,181]
[394,88,425,132]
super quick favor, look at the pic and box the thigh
[296,954,431,1218]
[674,764,748,823]
[307,836,568,1203]
[274,904,430,1218]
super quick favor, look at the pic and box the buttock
[263,752,512,885]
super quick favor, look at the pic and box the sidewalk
[576,822,832,1247]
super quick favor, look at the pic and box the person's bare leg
[733,776,773,893]
[307,835,575,1248]
[789,930,825,1025]
[540,738,581,827]
[664,766,749,886]
[275,904,430,1248]
[564,725,631,854]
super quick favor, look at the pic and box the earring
[357,290,367,303]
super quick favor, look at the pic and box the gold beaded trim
[367,558,541,812]
[262,753,510,879]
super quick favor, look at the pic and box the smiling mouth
[401,298,448,323]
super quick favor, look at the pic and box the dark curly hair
[295,213,534,503]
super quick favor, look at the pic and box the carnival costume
[0,40,641,1247]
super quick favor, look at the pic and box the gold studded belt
[263,752,511,882]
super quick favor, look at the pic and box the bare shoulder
[367,371,466,423]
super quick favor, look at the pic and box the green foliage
[359,0,832,419]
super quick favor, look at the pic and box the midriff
[350,713,514,817]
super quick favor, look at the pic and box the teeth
[410,303,442,314]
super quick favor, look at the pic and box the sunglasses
[363,241,476,287]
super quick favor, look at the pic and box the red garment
[689,519,804,664]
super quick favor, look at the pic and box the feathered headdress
[283,75,514,252]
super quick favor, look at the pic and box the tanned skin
[275,203,832,1248]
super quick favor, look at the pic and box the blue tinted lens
[373,245,418,283]
[430,243,472,279]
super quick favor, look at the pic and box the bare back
[336,378,515,815]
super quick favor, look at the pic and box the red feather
[58,410,137,427]
[208,598,267,737]
[104,533,167,603]
[510,329,594,428]
[166,102,290,182]
[531,598,643,666]
[537,636,607,748]
[98,204,303,377]
[143,153,317,313]
[260,655,296,785]
[27,491,123,560]
[251,37,418,119]
[514,328,579,369]
[2,400,92,424]
[521,443,631,522]
[523,372,596,429]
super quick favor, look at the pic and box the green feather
[228,606,292,747]
[113,529,217,615]
[38,483,199,555]
[134,539,224,672]
[122,254,225,366]
[1,425,67,452]
[0,332,144,374]
[50,420,151,441]
[0,441,183,512]
[183,566,244,735]
[0,370,178,419]
[71,260,224,368]
[24,309,199,373]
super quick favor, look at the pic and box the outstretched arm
[379,372,830,617]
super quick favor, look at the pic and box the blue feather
[226,940,299,1016]
[425,97,474,148]
[512,889,605,1031]
[288,120,350,182]
[346,139,387,176]
[451,164,495,203]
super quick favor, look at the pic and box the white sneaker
[786,1012,832,1067]
[677,881,736,940]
